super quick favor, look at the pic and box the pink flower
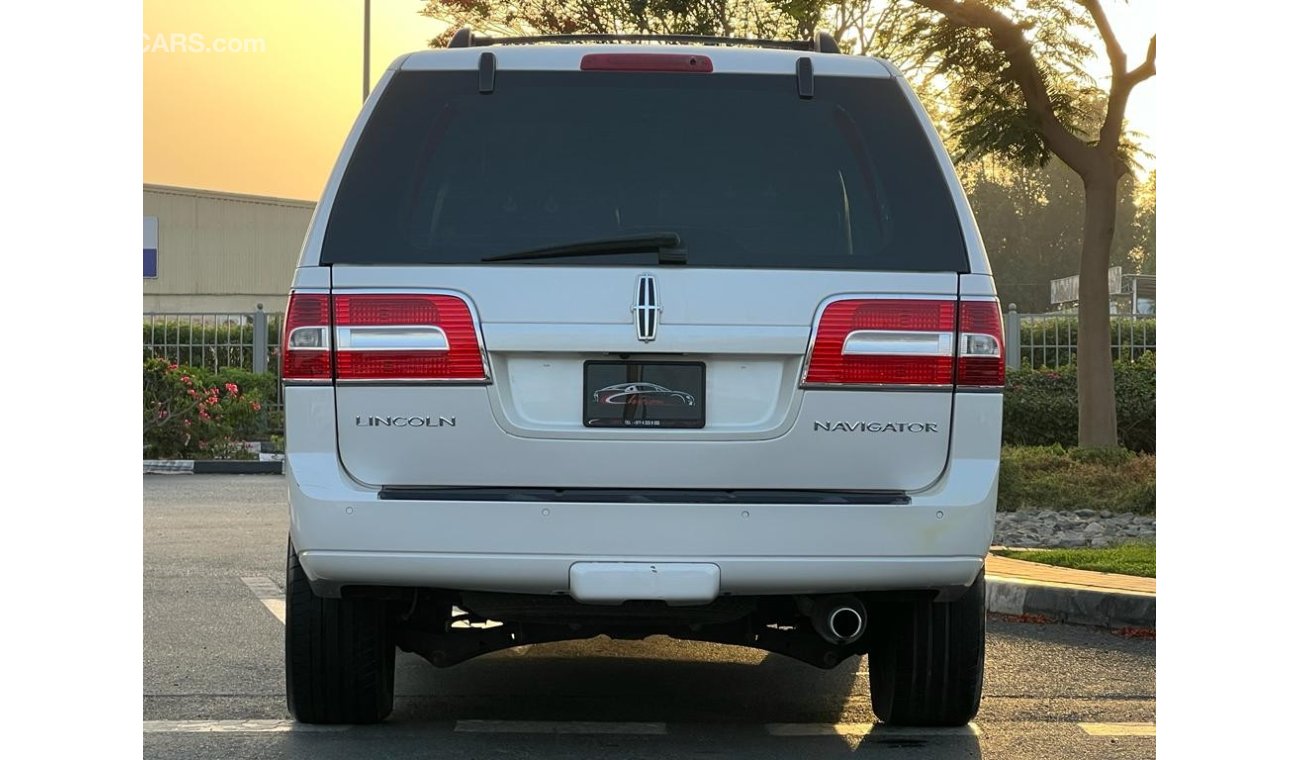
[181,375,192,385]
[251,401,262,412]
[199,410,210,420]
[225,383,239,395]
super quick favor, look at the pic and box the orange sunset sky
[144,0,1156,202]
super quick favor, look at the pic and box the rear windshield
[322,69,968,271]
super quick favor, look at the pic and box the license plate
[584,361,705,428]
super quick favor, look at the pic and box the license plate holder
[583,361,705,429]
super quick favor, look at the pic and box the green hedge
[998,445,1156,514]
[1002,353,1155,453]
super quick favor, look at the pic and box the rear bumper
[286,387,1000,599]
[288,460,997,600]
[298,548,987,599]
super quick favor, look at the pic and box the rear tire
[285,540,395,724]
[867,569,985,727]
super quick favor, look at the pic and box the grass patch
[993,542,1155,578]
[999,444,1155,514]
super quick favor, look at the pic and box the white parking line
[454,720,668,735]
[143,720,347,733]
[1079,722,1156,737]
[766,723,981,737]
[240,577,286,624]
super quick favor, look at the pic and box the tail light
[801,297,1004,389]
[334,294,487,382]
[956,299,1004,388]
[802,299,956,387]
[281,292,489,383]
[282,293,332,382]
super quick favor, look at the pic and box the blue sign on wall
[144,216,159,278]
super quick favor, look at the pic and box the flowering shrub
[143,358,271,459]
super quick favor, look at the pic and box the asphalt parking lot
[144,475,1155,759]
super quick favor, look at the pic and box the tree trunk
[1076,173,1120,447]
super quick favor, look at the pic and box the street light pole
[362,0,371,102]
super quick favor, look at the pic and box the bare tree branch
[909,0,1093,174]
[1079,0,1126,79]
[829,1,865,49]
[865,0,896,53]
[1099,33,1155,158]
[1081,1,1154,156]
[1126,35,1157,86]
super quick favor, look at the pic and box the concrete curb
[144,459,283,475]
[193,460,283,474]
[986,575,1155,630]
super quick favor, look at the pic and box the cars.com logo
[144,33,268,54]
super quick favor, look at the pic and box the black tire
[867,569,985,727]
[285,540,395,724]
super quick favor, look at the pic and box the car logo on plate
[632,274,660,342]
[592,382,696,407]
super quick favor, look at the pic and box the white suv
[282,30,1003,728]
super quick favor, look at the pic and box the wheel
[867,569,985,727]
[285,540,395,724]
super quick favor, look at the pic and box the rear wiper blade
[481,232,686,264]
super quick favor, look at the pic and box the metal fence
[1004,305,1156,371]
[143,306,282,374]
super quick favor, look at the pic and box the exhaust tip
[798,594,868,646]
[828,606,865,643]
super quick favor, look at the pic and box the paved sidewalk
[985,553,1155,630]
[986,554,1155,595]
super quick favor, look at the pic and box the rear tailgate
[326,267,958,491]
[294,52,986,493]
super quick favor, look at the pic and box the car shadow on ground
[379,636,982,757]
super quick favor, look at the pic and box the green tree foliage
[889,1,1101,167]
[1130,170,1155,275]
[960,159,1155,312]
[419,1,819,43]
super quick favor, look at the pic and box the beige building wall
[143,184,315,313]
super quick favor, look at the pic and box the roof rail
[446,29,841,54]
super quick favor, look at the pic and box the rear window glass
[322,69,968,271]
